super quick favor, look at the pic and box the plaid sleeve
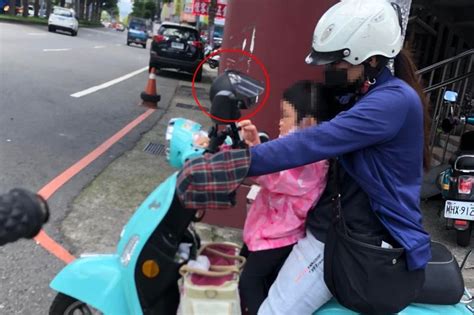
[176,149,251,210]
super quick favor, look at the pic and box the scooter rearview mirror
[444,91,459,103]
[209,70,265,124]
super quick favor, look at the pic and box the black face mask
[324,68,364,95]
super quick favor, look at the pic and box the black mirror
[209,70,264,123]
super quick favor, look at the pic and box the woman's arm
[249,86,410,176]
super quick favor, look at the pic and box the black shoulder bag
[323,160,425,314]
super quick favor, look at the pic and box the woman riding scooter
[182,1,433,313]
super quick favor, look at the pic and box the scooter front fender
[50,254,134,315]
[315,299,472,314]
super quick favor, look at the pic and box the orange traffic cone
[140,68,161,109]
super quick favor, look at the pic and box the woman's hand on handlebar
[238,120,260,147]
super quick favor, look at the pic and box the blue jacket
[248,68,431,270]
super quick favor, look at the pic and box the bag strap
[179,264,241,278]
[199,242,246,269]
[330,159,348,235]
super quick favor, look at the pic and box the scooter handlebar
[0,188,49,246]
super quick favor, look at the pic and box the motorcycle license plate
[444,200,474,220]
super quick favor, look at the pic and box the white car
[48,7,79,36]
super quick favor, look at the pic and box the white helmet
[306,0,403,66]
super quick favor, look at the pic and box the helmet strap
[361,57,388,93]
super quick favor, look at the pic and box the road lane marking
[28,32,46,36]
[35,231,75,264]
[43,48,71,52]
[71,66,148,98]
[94,45,106,49]
[80,28,121,37]
[35,108,156,264]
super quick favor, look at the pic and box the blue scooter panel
[167,118,205,168]
[316,299,471,314]
[51,174,179,315]
[50,254,129,314]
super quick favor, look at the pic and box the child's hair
[282,81,331,123]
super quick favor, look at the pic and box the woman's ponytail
[394,48,432,171]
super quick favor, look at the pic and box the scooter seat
[414,241,464,305]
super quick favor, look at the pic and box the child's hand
[238,120,260,147]
[194,133,210,148]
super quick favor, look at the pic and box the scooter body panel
[51,173,178,315]
[315,299,471,314]
[167,118,204,168]
[50,254,130,315]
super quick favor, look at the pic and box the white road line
[94,45,106,49]
[71,66,148,98]
[28,32,46,36]
[115,44,121,46]
[79,28,119,37]
[43,48,72,52]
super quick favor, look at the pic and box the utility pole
[208,0,217,47]
[155,0,161,21]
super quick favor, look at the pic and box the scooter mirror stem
[229,123,246,149]
[206,124,228,154]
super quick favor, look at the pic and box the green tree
[102,0,118,17]
[131,0,143,17]
[131,0,154,19]
[143,1,155,19]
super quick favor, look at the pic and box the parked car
[127,17,148,48]
[149,22,204,81]
[48,6,78,36]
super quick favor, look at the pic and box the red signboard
[192,0,226,18]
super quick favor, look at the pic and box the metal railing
[417,49,474,166]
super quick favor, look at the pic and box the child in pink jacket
[238,81,329,315]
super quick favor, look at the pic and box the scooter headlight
[120,235,140,266]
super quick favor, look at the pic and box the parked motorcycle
[205,44,220,69]
[438,90,474,246]
[49,74,474,314]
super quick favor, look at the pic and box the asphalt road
[0,22,184,314]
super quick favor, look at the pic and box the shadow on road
[156,67,217,84]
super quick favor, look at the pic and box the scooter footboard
[315,299,472,314]
[50,254,131,315]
